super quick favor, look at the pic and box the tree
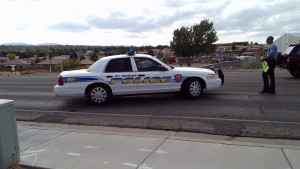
[46,48,55,73]
[231,44,236,50]
[35,57,41,63]
[79,56,85,60]
[170,26,193,66]
[7,53,16,60]
[157,51,165,60]
[170,18,218,66]
[54,59,80,71]
[90,53,98,62]
[70,51,78,60]
[147,49,154,56]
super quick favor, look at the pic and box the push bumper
[211,67,224,85]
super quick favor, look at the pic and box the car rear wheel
[182,79,203,98]
[289,66,300,78]
[88,85,111,104]
[289,68,296,77]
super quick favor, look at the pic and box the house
[80,59,94,67]
[0,59,30,71]
[0,57,8,63]
[242,52,257,57]
[246,44,262,52]
[235,45,246,51]
[162,48,174,57]
[216,46,231,53]
[36,58,66,70]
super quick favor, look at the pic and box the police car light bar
[126,48,136,56]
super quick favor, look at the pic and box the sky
[0,0,299,46]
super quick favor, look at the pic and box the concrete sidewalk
[17,121,300,169]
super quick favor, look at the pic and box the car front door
[134,57,175,94]
[102,57,137,95]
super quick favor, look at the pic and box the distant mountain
[1,42,34,46]
[1,42,61,46]
[37,43,61,46]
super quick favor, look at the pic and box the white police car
[54,50,224,104]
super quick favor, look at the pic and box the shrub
[241,56,262,69]
[54,59,80,71]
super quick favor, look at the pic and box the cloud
[209,0,300,42]
[49,22,91,33]
[87,14,154,33]
[123,33,147,39]
[162,0,189,8]
[1,0,300,45]
[87,8,201,34]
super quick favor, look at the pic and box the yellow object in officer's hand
[260,56,266,61]
[260,56,269,72]
[263,61,269,72]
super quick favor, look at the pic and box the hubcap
[90,87,107,103]
[189,81,201,96]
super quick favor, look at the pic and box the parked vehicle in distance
[209,58,219,63]
[277,44,300,77]
[235,56,254,61]
[54,50,224,104]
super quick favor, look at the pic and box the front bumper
[211,68,224,85]
[217,69,224,85]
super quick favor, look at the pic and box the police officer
[259,36,277,94]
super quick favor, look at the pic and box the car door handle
[138,74,145,77]
[106,76,113,78]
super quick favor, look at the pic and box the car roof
[102,54,154,60]
[88,54,158,72]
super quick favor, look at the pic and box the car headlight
[207,74,217,79]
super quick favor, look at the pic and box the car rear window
[105,58,132,72]
[283,46,295,55]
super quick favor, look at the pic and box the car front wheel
[88,85,111,104]
[182,79,203,98]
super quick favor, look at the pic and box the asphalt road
[1,69,300,139]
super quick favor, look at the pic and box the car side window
[134,58,161,71]
[105,58,132,73]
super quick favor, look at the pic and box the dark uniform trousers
[262,59,276,92]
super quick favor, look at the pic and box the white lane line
[209,92,297,95]
[67,152,81,156]
[223,81,300,83]
[16,109,300,125]
[82,146,101,149]
[0,82,54,84]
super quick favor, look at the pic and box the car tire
[289,66,300,78]
[182,79,203,98]
[87,85,111,104]
[289,69,296,77]
[293,67,300,78]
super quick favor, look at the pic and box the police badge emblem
[174,74,182,82]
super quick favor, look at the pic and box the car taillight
[58,75,64,85]
[287,56,290,64]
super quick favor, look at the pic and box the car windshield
[150,57,172,69]
[283,46,295,55]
